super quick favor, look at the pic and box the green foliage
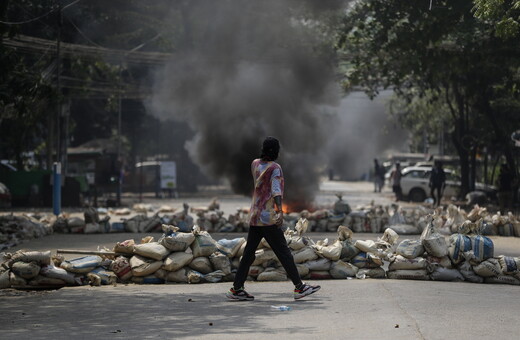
[473,0,520,38]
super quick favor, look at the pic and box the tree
[337,0,520,198]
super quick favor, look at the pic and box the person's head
[260,136,280,161]
[434,160,443,168]
[395,162,400,169]
[374,159,379,165]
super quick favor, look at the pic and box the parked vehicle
[400,166,496,202]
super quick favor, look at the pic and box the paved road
[2,181,520,339]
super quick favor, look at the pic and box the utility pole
[53,3,62,215]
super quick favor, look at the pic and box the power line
[0,0,82,25]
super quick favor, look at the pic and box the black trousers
[233,225,302,289]
[430,185,442,206]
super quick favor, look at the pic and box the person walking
[390,162,402,201]
[497,163,514,212]
[373,159,385,193]
[226,136,321,301]
[429,160,446,207]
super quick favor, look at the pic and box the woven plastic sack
[293,247,318,264]
[160,225,195,252]
[189,257,213,274]
[257,268,287,281]
[498,256,520,274]
[209,253,232,275]
[421,221,448,257]
[484,275,520,285]
[114,239,135,254]
[163,252,194,272]
[109,256,132,281]
[191,226,217,257]
[458,261,484,283]
[473,258,502,277]
[133,242,170,261]
[396,239,424,259]
[11,262,41,280]
[304,258,332,271]
[329,260,358,279]
[357,267,386,279]
[448,234,472,265]
[430,267,464,281]
[388,255,427,271]
[129,255,162,277]
[387,269,430,280]
[350,252,383,269]
[61,255,102,274]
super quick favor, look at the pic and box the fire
[282,203,290,214]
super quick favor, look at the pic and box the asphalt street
[1,180,520,339]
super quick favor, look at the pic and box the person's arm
[274,195,284,226]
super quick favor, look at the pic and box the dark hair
[260,136,280,161]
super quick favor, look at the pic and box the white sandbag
[388,255,427,271]
[156,268,188,283]
[189,257,213,274]
[89,267,117,285]
[8,250,51,267]
[484,275,520,285]
[293,247,318,264]
[337,225,353,241]
[350,252,383,269]
[160,225,195,252]
[187,270,204,284]
[389,224,420,235]
[304,258,332,271]
[84,223,102,234]
[381,228,399,245]
[29,275,67,287]
[430,267,464,281]
[315,240,342,261]
[252,249,277,266]
[129,255,163,277]
[448,234,472,265]
[387,269,430,280]
[425,255,453,271]
[209,253,232,275]
[354,240,378,254]
[248,266,264,278]
[257,268,287,281]
[458,261,484,283]
[231,258,240,270]
[61,255,102,274]
[203,270,226,283]
[421,224,448,257]
[357,267,386,279]
[133,242,170,261]
[216,238,246,258]
[9,272,27,286]
[114,239,135,254]
[296,264,310,277]
[0,270,11,289]
[163,252,194,272]
[469,235,494,262]
[473,258,502,277]
[497,255,520,275]
[40,265,77,285]
[340,240,360,261]
[396,239,424,259]
[329,261,358,279]
[191,227,218,257]
[11,262,41,280]
[309,270,332,280]
[109,256,133,281]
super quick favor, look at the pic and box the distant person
[429,160,446,206]
[497,163,513,212]
[390,162,402,201]
[373,159,385,193]
[226,136,320,301]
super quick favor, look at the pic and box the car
[399,166,496,202]
[0,182,11,208]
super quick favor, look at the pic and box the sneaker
[294,283,321,300]
[226,287,254,301]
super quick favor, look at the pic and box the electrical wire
[0,0,82,25]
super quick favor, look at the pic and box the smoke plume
[150,1,344,206]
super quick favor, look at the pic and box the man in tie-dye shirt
[226,136,320,301]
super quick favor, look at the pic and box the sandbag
[388,255,427,271]
[61,255,102,274]
[9,272,27,286]
[340,240,360,261]
[129,255,163,277]
[329,261,358,279]
[425,255,453,271]
[29,275,67,287]
[90,267,117,285]
[470,235,494,262]
[257,268,287,281]
[498,256,520,275]
[304,258,332,271]
[248,266,264,278]
[473,258,502,277]
[133,242,170,261]
[296,264,310,277]
[421,224,448,257]
[189,257,213,274]
[11,262,41,280]
[131,275,165,284]
[350,252,383,269]
[448,234,472,265]
[293,247,318,264]
[337,225,353,241]
[163,252,194,272]
[354,240,378,254]
[109,256,133,281]
[381,228,399,245]
[396,239,424,259]
[389,224,420,235]
[216,238,246,258]
[187,270,204,284]
[203,270,226,283]
[0,270,11,289]
[309,270,332,280]
[315,240,342,261]
[8,250,51,267]
[252,249,277,266]
[458,261,484,283]
[160,225,195,252]
[40,265,77,285]
[191,228,218,257]
[209,253,232,275]
[430,267,464,281]
[387,269,430,280]
[484,275,520,285]
[114,239,135,254]
[156,268,188,283]
[357,267,386,279]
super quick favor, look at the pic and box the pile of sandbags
[0,215,52,251]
